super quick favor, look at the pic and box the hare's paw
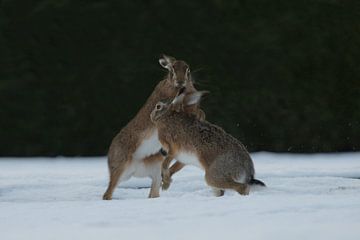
[161,174,172,190]
[237,185,250,196]
[103,192,113,200]
[212,187,225,197]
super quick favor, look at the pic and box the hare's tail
[249,178,266,187]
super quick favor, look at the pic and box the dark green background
[1,0,360,156]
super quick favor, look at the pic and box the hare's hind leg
[103,164,127,200]
[144,153,163,198]
[149,172,161,198]
[103,152,131,200]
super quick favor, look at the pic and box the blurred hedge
[1,0,359,156]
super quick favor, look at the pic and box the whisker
[192,77,212,87]
[191,67,205,73]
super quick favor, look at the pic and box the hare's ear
[159,54,176,70]
[184,91,209,106]
[171,93,185,106]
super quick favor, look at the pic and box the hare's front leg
[161,154,175,190]
[169,161,185,178]
[158,142,175,190]
[162,161,186,190]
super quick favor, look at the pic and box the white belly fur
[132,130,162,161]
[128,130,162,179]
[121,160,161,180]
[176,151,203,169]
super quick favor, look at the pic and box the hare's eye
[156,104,162,110]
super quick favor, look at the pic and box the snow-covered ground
[1,152,360,240]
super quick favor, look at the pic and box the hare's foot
[148,191,160,198]
[236,184,250,195]
[212,187,225,197]
[162,176,172,190]
[149,182,161,198]
[103,192,113,200]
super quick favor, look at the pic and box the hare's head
[159,54,192,90]
[150,100,171,122]
[150,90,209,123]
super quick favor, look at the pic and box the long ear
[171,93,185,106]
[184,91,209,106]
[159,54,176,70]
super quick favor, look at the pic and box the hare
[103,55,205,200]
[150,91,265,196]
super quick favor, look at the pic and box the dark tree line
[1,0,360,156]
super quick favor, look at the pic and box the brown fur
[151,92,262,196]
[103,55,204,200]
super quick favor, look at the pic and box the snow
[1,152,360,240]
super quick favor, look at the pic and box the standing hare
[150,91,265,196]
[103,55,204,200]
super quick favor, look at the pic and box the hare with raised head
[151,92,265,196]
[103,55,204,200]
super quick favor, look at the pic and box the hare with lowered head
[150,92,265,196]
[103,55,204,200]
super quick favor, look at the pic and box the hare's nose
[175,82,186,88]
